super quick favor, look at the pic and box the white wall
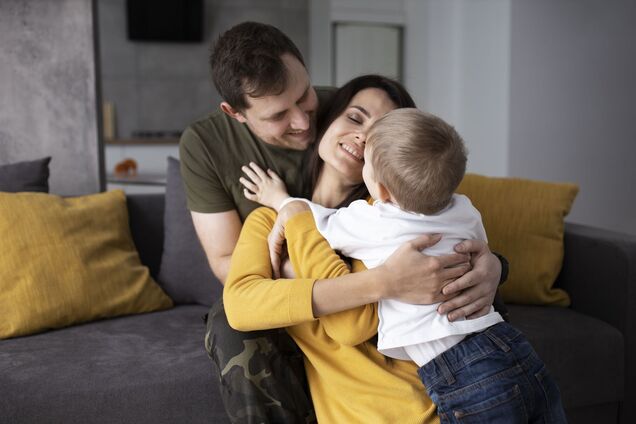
[310,0,636,235]
[508,0,636,235]
[310,0,510,176]
[309,0,406,85]
[404,0,510,177]
[333,23,402,86]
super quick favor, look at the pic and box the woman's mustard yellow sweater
[224,208,439,424]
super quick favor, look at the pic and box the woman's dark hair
[304,75,417,207]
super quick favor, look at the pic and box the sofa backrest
[126,190,223,307]
[127,194,165,280]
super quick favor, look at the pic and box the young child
[240,108,566,422]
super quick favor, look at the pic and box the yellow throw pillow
[457,174,579,306]
[0,190,173,339]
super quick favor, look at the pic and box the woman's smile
[339,141,364,162]
[319,87,398,180]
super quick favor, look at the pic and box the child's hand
[239,162,290,210]
[268,200,310,278]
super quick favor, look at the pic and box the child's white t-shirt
[283,194,503,366]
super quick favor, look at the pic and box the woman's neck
[311,168,356,208]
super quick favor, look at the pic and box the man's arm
[191,210,242,284]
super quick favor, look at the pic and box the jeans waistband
[417,322,523,389]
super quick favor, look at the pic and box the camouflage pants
[204,299,316,424]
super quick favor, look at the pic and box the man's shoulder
[181,109,252,151]
[185,109,245,136]
[315,86,336,104]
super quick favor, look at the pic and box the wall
[310,0,636,235]
[99,0,309,182]
[99,0,309,140]
[508,0,636,235]
[309,0,406,86]
[310,0,510,177]
[309,0,331,86]
[404,0,510,177]
[0,0,102,195]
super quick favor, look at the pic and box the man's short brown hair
[367,108,467,215]
[210,22,305,111]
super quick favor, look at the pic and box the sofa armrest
[556,223,636,330]
[555,222,636,421]
[126,194,165,279]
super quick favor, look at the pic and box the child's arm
[239,162,291,211]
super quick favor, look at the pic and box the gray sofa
[1,192,635,423]
[1,194,228,424]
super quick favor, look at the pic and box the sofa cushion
[0,305,229,424]
[0,156,51,193]
[457,174,578,306]
[157,157,221,306]
[508,305,623,410]
[0,190,173,339]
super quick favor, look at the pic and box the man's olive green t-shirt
[180,88,333,222]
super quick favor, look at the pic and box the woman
[220,75,504,422]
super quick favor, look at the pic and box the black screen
[127,0,203,42]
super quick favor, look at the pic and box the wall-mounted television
[126,0,203,42]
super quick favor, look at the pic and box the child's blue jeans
[418,322,567,423]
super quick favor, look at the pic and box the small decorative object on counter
[114,158,138,177]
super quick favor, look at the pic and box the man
[180,22,505,423]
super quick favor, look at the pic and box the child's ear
[220,102,247,123]
[377,182,393,203]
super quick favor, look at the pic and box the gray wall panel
[0,0,102,195]
[509,0,636,235]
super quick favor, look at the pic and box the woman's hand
[239,162,290,210]
[437,239,501,321]
[376,234,472,304]
[268,200,310,278]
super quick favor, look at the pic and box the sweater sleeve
[285,211,379,346]
[223,207,316,331]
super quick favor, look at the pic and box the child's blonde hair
[366,108,467,215]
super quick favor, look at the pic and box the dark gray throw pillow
[0,157,51,193]
[157,157,222,306]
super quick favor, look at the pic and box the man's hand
[377,234,471,304]
[239,162,290,210]
[437,239,501,321]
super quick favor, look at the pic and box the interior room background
[1,0,634,236]
[0,0,103,195]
